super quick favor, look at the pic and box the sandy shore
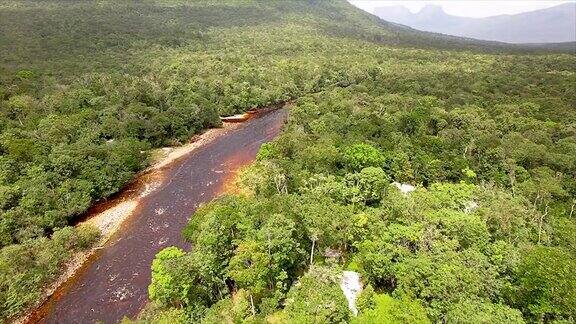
[150,123,242,171]
[86,121,245,241]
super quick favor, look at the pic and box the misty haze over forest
[369,2,576,43]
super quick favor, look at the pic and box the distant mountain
[374,3,576,44]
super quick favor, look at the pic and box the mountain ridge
[374,3,576,44]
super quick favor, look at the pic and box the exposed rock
[340,271,363,316]
[464,201,479,214]
[324,247,342,259]
[392,182,416,195]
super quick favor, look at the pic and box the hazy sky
[348,1,575,18]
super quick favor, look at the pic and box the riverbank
[16,121,247,324]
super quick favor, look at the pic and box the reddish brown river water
[30,108,287,324]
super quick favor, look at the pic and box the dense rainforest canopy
[0,0,574,322]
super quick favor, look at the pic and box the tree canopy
[0,0,574,322]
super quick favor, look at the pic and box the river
[30,108,287,323]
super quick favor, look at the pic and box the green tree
[227,240,272,310]
[353,293,430,324]
[344,167,390,206]
[510,246,576,321]
[284,266,350,323]
[342,143,385,172]
[445,300,525,324]
[149,247,187,308]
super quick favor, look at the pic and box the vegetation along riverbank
[0,0,574,322]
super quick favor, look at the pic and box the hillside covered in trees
[144,56,576,323]
[0,0,574,322]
